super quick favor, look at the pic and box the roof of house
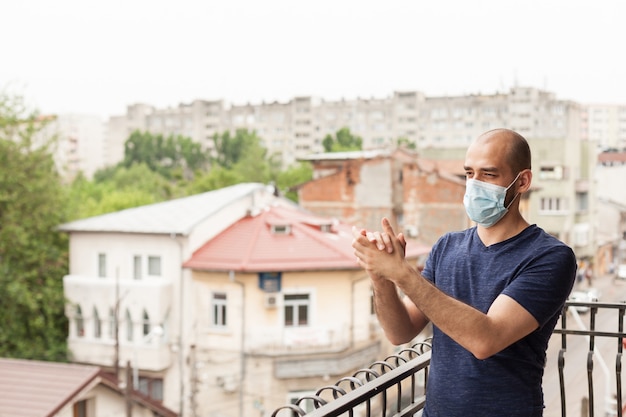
[298,149,394,161]
[0,358,177,417]
[184,202,431,272]
[58,182,267,235]
[0,358,100,417]
[599,151,626,164]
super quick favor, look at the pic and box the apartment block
[582,103,626,149]
[102,86,583,170]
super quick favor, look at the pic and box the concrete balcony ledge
[246,325,356,354]
[274,341,382,379]
[63,274,173,318]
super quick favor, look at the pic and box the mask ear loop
[504,172,523,209]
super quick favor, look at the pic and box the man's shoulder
[525,224,572,248]
[430,228,476,254]
[520,225,576,261]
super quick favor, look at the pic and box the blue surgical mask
[463,173,521,228]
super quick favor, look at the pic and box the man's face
[464,138,515,187]
[464,138,521,207]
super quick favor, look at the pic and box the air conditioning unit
[265,293,280,308]
[216,375,238,393]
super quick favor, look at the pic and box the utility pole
[114,267,120,379]
[125,360,133,417]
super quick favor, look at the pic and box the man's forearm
[371,277,428,345]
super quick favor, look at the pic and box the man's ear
[519,169,532,192]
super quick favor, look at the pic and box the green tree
[275,162,313,201]
[322,127,363,152]
[0,91,69,361]
[69,164,176,220]
[396,137,416,150]
[211,129,264,169]
[122,130,208,180]
[186,166,243,194]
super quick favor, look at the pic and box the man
[352,129,577,416]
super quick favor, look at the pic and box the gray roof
[298,149,392,161]
[58,182,266,235]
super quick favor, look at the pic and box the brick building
[298,148,468,246]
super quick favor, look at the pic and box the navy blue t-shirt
[420,225,576,417]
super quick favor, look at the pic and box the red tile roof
[184,203,431,272]
[0,358,100,417]
[599,151,626,164]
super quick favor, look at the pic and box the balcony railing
[272,300,626,417]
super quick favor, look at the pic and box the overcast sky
[2,0,625,119]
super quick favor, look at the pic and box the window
[272,224,292,234]
[73,399,88,417]
[75,305,84,337]
[288,391,315,415]
[148,256,161,276]
[539,165,564,180]
[93,307,101,339]
[212,292,227,327]
[138,376,164,401]
[572,223,590,247]
[133,255,142,280]
[540,197,568,213]
[259,272,282,292]
[98,253,106,278]
[108,308,116,339]
[284,294,310,327]
[576,192,589,212]
[142,310,151,336]
[125,309,133,342]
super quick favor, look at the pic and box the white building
[59,182,431,416]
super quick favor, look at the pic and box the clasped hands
[351,217,408,282]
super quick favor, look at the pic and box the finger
[352,226,368,239]
[380,232,393,253]
[381,217,396,236]
[364,231,386,251]
[397,232,407,249]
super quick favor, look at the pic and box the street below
[543,274,626,417]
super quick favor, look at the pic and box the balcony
[272,300,626,417]
[64,274,173,370]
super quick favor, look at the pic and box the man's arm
[353,218,539,360]
[371,277,430,345]
[353,227,430,345]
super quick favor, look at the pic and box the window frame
[211,292,228,328]
[283,293,311,327]
[97,253,106,278]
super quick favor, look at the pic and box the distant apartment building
[526,136,598,262]
[33,113,105,181]
[581,103,626,149]
[102,86,583,169]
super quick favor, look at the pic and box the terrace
[272,299,626,417]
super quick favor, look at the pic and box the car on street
[568,288,601,313]
[617,264,626,280]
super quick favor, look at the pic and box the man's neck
[476,214,530,247]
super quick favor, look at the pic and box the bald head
[474,129,532,174]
